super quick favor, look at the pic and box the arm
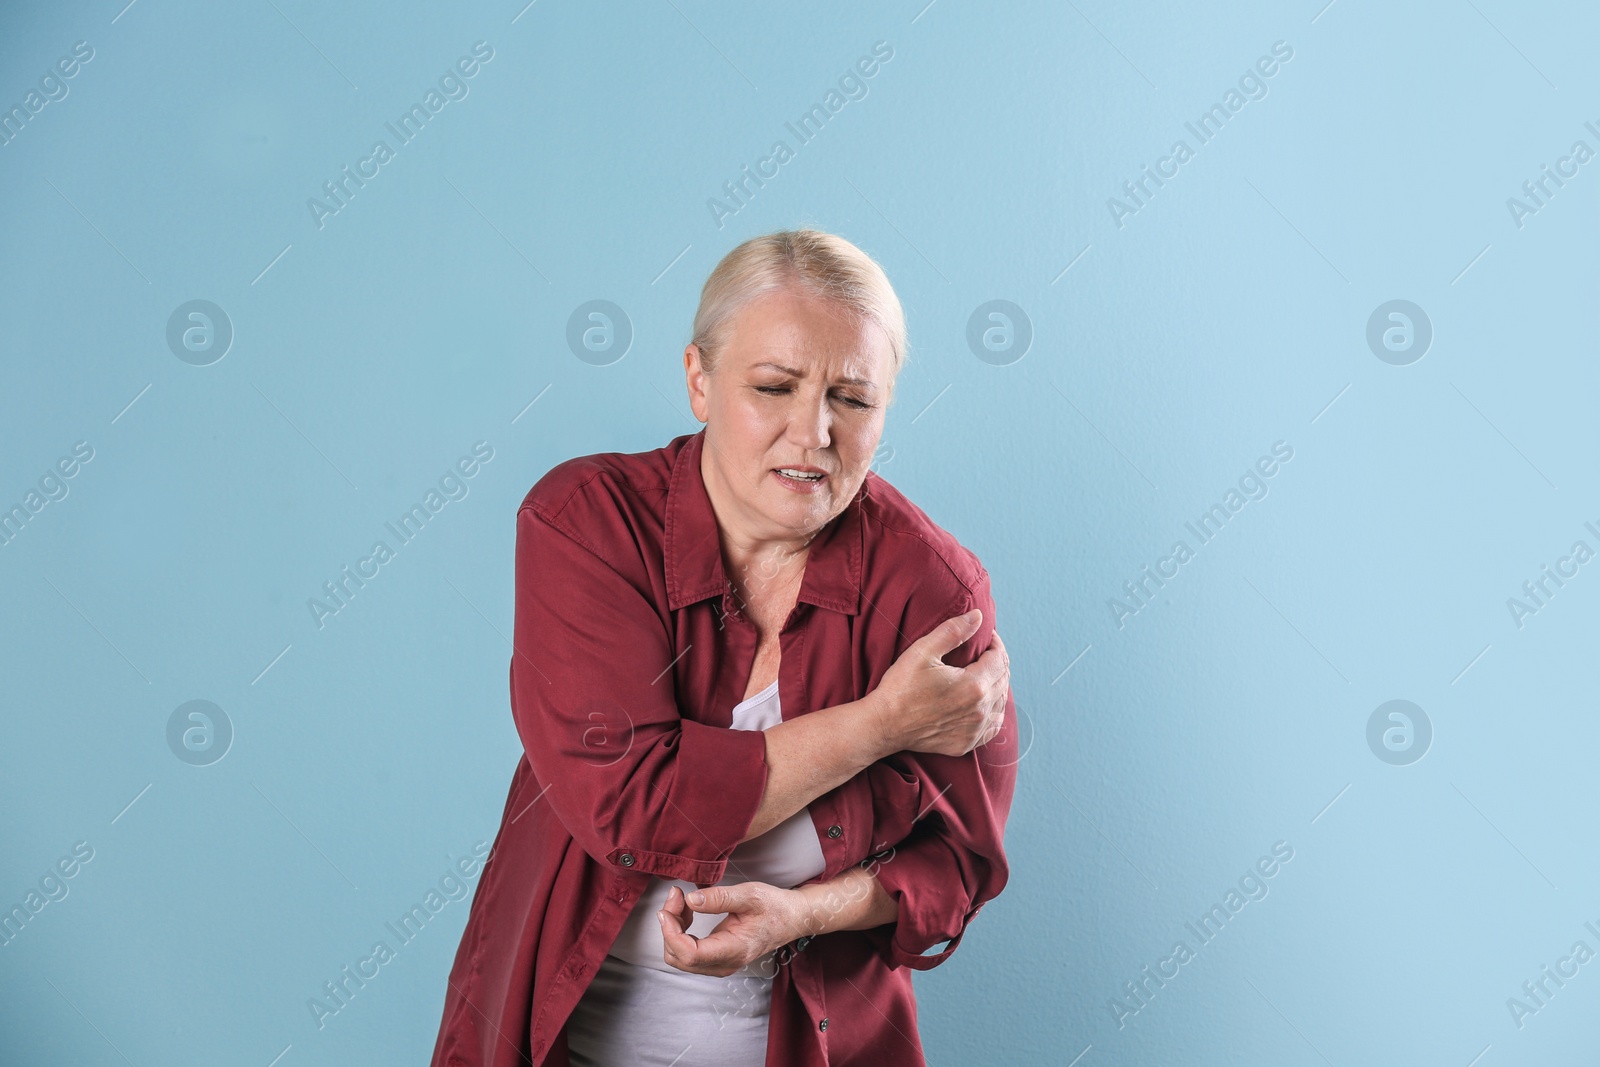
[656,855,899,978]
[511,503,896,887]
[664,691,1017,975]
[742,695,896,841]
[656,574,1014,978]
[856,568,1020,970]
[697,573,1016,970]
[747,598,1002,841]
[791,861,898,936]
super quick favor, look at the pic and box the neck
[699,437,815,584]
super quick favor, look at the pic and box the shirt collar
[666,427,863,615]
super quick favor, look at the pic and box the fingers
[662,884,694,933]
[686,883,750,916]
[921,608,983,659]
[676,923,746,976]
[659,885,752,977]
[978,676,1008,747]
[974,637,1010,686]
[660,884,733,959]
[977,705,1005,748]
[659,886,699,961]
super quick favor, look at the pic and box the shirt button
[826,824,843,839]
[818,1018,830,1031]
[796,935,813,951]
[618,852,635,867]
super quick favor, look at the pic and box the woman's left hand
[658,882,805,978]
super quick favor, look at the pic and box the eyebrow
[752,361,878,389]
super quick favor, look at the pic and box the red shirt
[429,427,1019,1067]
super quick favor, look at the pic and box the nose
[789,388,832,452]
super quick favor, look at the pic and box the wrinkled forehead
[727,301,894,384]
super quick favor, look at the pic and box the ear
[685,343,710,423]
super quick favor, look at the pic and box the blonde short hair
[689,229,907,398]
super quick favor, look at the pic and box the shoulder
[859,471,991,620]
[858,473,1000,669]
[518,435,683,534]
[518,435,682,516]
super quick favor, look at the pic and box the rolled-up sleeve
[510,502,769,887]
[860,566,1019,970]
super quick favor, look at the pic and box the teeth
[778,468,823,480]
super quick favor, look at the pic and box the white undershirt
[565,679,827,1067]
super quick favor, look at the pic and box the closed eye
[754,384,873,410]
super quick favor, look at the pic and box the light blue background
[3,1,1597,1064]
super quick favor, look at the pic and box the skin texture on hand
[658,866,900,978]
[658,881,807,978]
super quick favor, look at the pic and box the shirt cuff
[606,718,768,887]
[859,830,980,970]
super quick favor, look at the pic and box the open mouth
[773,467,827,490]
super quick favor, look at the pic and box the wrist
[783,883,828,943]
[857,689,902,763]
[790,880,839,941]
[789,867,880,940]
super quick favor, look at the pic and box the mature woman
[430,230,1019,1067]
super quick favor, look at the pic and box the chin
[766,492,832,524]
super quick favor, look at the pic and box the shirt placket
[532,874,648,1063]
[718,587,845,1059]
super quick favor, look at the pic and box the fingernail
[688,891,705,905]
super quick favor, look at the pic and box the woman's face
[686,284,894,544]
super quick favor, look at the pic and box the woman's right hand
[870,609,1010,758]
